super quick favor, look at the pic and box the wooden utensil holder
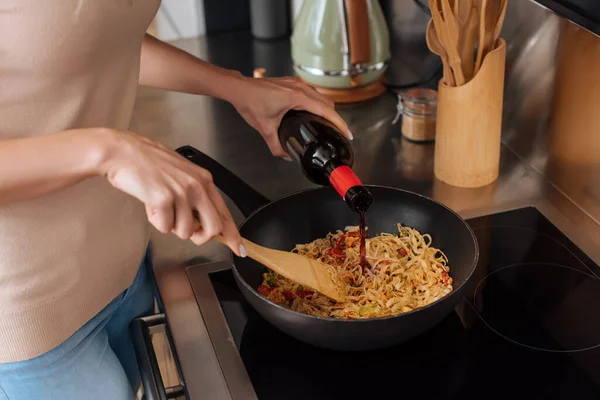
[434,39,506,188]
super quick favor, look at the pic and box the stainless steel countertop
[133,32,600,400]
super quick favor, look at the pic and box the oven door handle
[130,314,186,400]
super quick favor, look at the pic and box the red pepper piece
[296,290,314,299]
[283,291,295,301]
[335,234,347,251]
[326,248,346,260]
[442,271,451,285]
[257,284,272,296]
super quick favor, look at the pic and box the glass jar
[398,89,438,142]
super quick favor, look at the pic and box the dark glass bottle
[278,110,372,213]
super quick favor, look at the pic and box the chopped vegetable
[296,290,314,299]
[400,229,409,237]
[335,234,347,251]
[267,278,277,287]
[326,248,345,260]
[257,285,272,296]
[398,248,408,257]
[282,291,295,301]
[297,285,304,291]
[442,271,452,285]
[358,303,378,316]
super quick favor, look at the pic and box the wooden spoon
[463,0,481,81]
[426,19,455,86]
[492,0,508,47]
[453,0,476,81]
[474,0,506,74]
[431,0,466,86]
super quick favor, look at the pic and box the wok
[177,145,479,351]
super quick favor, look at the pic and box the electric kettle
[291,0,390,90]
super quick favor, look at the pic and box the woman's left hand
[229,76,351,159]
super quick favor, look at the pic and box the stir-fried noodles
[257,224,453,319]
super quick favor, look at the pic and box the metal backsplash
[381,0,600,227]
[500,0,600,227]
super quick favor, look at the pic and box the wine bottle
[278,110,372,212]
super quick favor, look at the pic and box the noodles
[257,223,453,319]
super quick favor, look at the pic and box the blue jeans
[0,254,155,400]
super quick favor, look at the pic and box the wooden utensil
[454,0,476,81]
[493,0,508,47]
[430,0,466,86]
[426,19,455,86]
[463,0,481,81]
[238,237,345,302]
[216,235,345,302]
[474,0,507,74]
[192,211,345,301]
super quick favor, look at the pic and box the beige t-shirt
[0,0,161,362]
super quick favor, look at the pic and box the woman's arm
[0,129,244,255]
[0,130,106,206]
[139,34,241,102]
[139,34,351,157]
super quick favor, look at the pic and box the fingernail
[283,155,293,162]
[239,244,247,258]
[347,130,354,140]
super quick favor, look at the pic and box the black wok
[177,146,479,351]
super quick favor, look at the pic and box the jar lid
[403,88,438,112]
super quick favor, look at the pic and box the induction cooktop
[203,207,600,400]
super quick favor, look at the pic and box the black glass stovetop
[209,207,600,400]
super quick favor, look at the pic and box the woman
[0,2,349,399]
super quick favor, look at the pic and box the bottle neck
[327,163,373,213]
[328,163,361,199]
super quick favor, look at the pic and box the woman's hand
[229,76,351,159]
[139,35,348,158]
[97,129,245,256]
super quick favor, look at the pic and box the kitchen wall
[154,0,206,41]
[495,0,600,227]
[154,0,299,40]
[154,0,600,40]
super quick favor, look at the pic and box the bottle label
[329,166,363,198]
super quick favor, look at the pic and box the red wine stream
[359,211,367,268]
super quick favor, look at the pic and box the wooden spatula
[235,237,346,302]
[492,0,508,48]
[430,0,466,86]
[474,0,507,74]
[426,19,455,86]
[192,211,344,302]
[454,0,476,81]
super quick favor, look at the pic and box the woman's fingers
[189,188,223,246]
[205,184,245,257]
[265,132,289,159]
[104,131,245,252]
[145,194,175,234]
[293,80,335,108]
[187,185,245,257]
[171,198,195,239]
[292,93,352,140]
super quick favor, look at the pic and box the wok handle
[175,145,270,218]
